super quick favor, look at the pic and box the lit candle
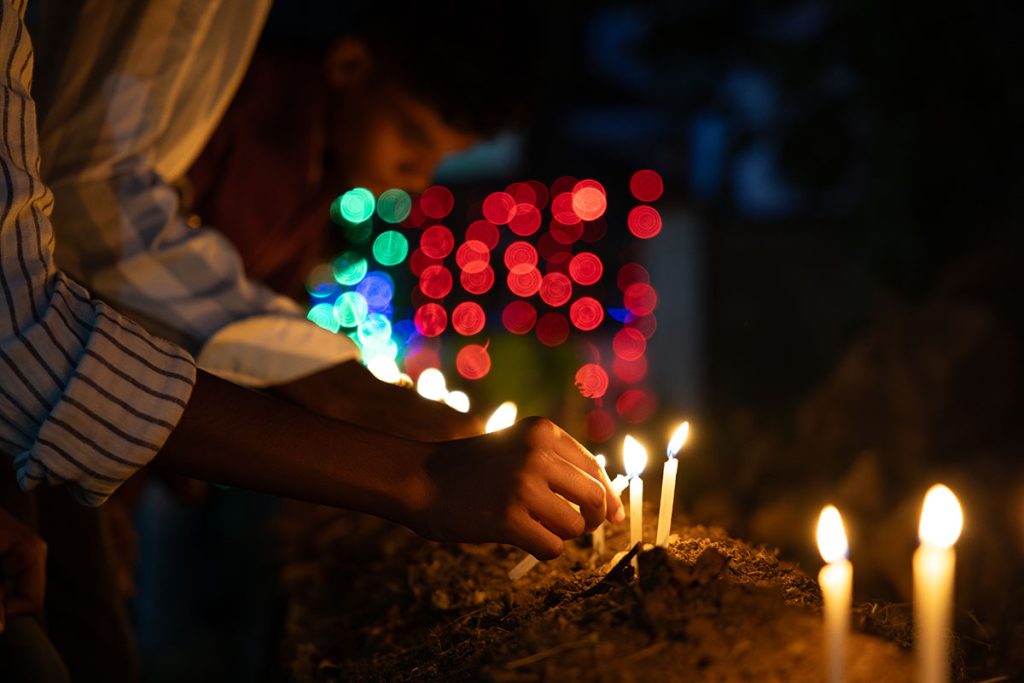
[485,401,518,433]
[817,505,852,683]
[623,435,648,547]
[656,421,689,546]
[416,368,447,401]
[914,484,963,683]
[443,390,470,414]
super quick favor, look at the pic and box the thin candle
[623,435,648,547]
[485,401,517,433]
[656,421,689,546]
[817,505,852,683]
[914,484,963,683]
[593,454,609,556]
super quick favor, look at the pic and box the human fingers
[523,478,588,539]
[541,456,607,532]
[534,419,625,523]
[504,506,565,560]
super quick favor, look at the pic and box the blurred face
[327,82,478,196]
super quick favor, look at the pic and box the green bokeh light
[334,291,369,328]
[357,313,392,347]
[372,230,409,266]
[331,188,376,225]
[332,251,368,286]
[376,188,412,224]
[307,303,340,333]
[361,337,399,363]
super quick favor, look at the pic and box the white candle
[485,401,517,433]
[914,484,963,683]
[593,455,609,556]
[623,435,648,547]
[656,422,689,546]
[817,505,852,683]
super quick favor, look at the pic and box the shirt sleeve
[35,0,358,388]
[0,0,196,506]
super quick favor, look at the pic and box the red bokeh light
[571,181,607,222]
[582,217,608,243]
[420,225,455,259]
[617,263,650,292]
[409,248,441,277]
[539,272,573,307]
[626,313,657,339]
[569,297,604,331]
[537,232,570,261]
[550,192,579,225]
[550,218,584,245]
[401,196,427,229]
[403,344,440,380]
[616,389,658,424]
[451,301,486,336]
[568,252,603,285]
[545,251,572,275]
[549,176,578,197]
[455,240,490,274]
[503,241,538,269]
[460,264,495,295]
[624,282,657,315]
[419,264,453,299]
[630,169,664,202]
[526,180,549,210]
[505,181,537,206]
[508,203,542,236]
[420,185,454,219]
[612,355,648,383]
[627,205,663,239]
[482,191,517,225]
[466,220,500,250]
[502,301,537,334]
[574,363,609,399]
[536,313,570,346]
[612,327,647,360]
[507,264,542,297]
[585,408,616,443]
[414,303,447,337]
[456,344,491,380]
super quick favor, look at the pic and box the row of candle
[818,484,963,683]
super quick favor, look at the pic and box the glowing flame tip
[667,421,690,458]
[623,435,648,477]
[485,401,518,433]
[919,484,963,548]
[816,505,848,563]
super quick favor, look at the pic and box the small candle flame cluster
[816,484,963,683]
[620,422,689,550]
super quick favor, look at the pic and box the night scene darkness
[0,1,1022,682]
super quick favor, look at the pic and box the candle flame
[595,454,607,470]
[918,484,963,548]
[416,368,447,401]
[443,390,470,414]
[485,401,518,433]
[366,357,402,384]
[667,421,690,458]
[816,505,849,563]
[623,434,648,477]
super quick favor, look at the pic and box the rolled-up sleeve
[0,0,195,505]
[36,0,358,388]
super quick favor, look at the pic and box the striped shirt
[34,0,358,388]
[0,0,195,506]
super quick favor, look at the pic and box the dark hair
[264,1,543,137]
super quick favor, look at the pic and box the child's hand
[411,417,625,559]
